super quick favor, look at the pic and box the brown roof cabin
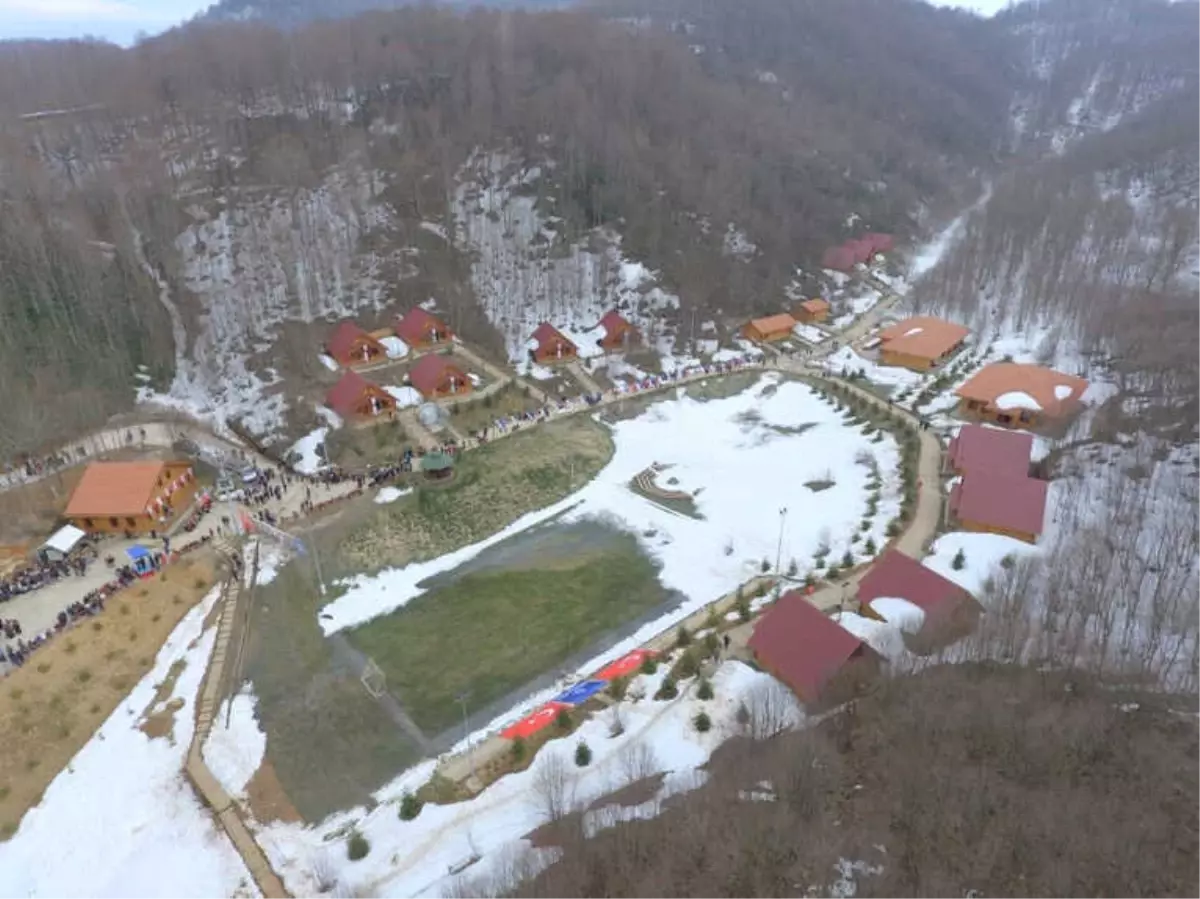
[65,460,198,535]
[877,316,969,372]
[792,298,830,324]
[856,549,981,651]
[408,353,473,400]
[597,310,640,351]
[327,321,387,368]
[949,472,1048,545]
[395,308,453,350]
[748,591,881,709]
[955,363,1089,432]
[946,424,1034,479]
[741,313,796,343]
[326,370,396,421]
[529,323,578,364]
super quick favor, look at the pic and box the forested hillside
[0,0,1194,457]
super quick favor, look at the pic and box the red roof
[408,353,462,395]
[530,322,575,350]
[856,549,967,621]
[748,591,866,702]
[822,245,856,272]
[862,232,894,254]
[327,321,374,359]
[846,239,874,265]
[326,370,373,417]
[395,308,447,345]
[951,473,1048,537]
[599,310,632,336]
[948,425,1033,478]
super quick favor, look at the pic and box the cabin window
[997,414,1012,424]
[1019,410,1033,423]
[83,518,93,528]
[109,517,119,527]
[126,517,137,527]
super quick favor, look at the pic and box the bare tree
[618,741,660,786]
[742,679,798,741]
[530,753,575,824]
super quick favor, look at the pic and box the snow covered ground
[0,588,257,898]
[380,336,409,359]
[924,532,1043,597]
[204,686,268,800]
[823,346,925,390]
[383,385,423,408]
[375,486,412,504]
[792,322,828,344]
[452,151,680,369]
[257,661,798,898]
[320,373,902,637]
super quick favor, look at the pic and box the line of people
[0,552,93,603]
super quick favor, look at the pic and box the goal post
[361,657,387,699]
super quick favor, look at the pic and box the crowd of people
[3,563,140,669]
[0,552,93,603]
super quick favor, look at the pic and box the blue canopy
[126,545,152,561]
[553,679,607,706]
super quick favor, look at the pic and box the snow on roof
[868,597,926,634]
[956,363,1089,416]
[1054,384,1073,400]
[902,327,924,336]
[994,391,1042,411]
[43,524,86,555]
[384,385,423,408]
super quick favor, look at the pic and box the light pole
[456,691,476,785]
[774,507,788,579]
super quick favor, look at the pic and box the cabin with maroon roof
[529,323,578,364]
[326,370,396,421]
[856,549,980,650]
[326,321,387,369]
[949,473,1048,544]
[946,424,1034,479]
[395,308,453,350]
[408,353,472,400]
[748,591,880,708]
[596,310,640,351]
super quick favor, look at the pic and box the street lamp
[774,507,788,578]
[456,691,476,785]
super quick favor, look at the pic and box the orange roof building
[65,460,198,535]
[877,316,969,371]
[793,298,831,324]
[956,363,1089,431]
[742,313,796,343]
[529,323,578,364]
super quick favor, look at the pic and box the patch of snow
[381,336,409,359]
[1054,384,1073,400]
[0,588,256,898]
[833,611,909,662]
[203,684,267,798]
[527,363,556,381]
[792,323,828,344]
[288,427,329,475]
[908,187,992,281]
[994,390,1042,411]
[419,221,448,240]
[318,354,340,372]
[823,347,924,389]
[375,486,412,504]
[383,385,423,408]
[923,532,1042,597]
[848,289,882,314]
[868,597,926,634]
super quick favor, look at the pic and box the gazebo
[421,451,455,482]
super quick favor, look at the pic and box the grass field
[0,553,217,839]
[346,532,666,734]
[326,418,412,469]
[445,383,539,435]
[243,413,617,819]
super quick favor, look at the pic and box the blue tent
[553,679,607,706]
[126,544,154,574]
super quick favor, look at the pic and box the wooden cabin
[327,321,388,369]
[792,298,831,324]
[597,310,640,352]
[408,353,473,400]
[326,370,397,421]
[955,363,1089,431]
[529,323,578,364]
[741,313,796,343]
[395,308,454,350]
[877,316,969,371]
[65,461,197,535]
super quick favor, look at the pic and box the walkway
[185,539,290,898]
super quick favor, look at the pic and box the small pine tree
[705,606,721,629]
[608,674,628,701]
[399,792,423,821]
[703,631,720,658]
[555,707,572,732]
[697,678,714,701]
[736,595,752,622]
[952,548,966,570]
[693,711,712,733]
[676,625,692,648]
[654,677,678,701]
[842,550,854,567]
[735,701,750,728]
[639,654,658,676]
[671,649,700,680]
[347,831,370,861]
[511,736,527,763]
[575,741,592,767]
[760,558,771,573]
[864,537,877,555]
[786,558,798,577]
